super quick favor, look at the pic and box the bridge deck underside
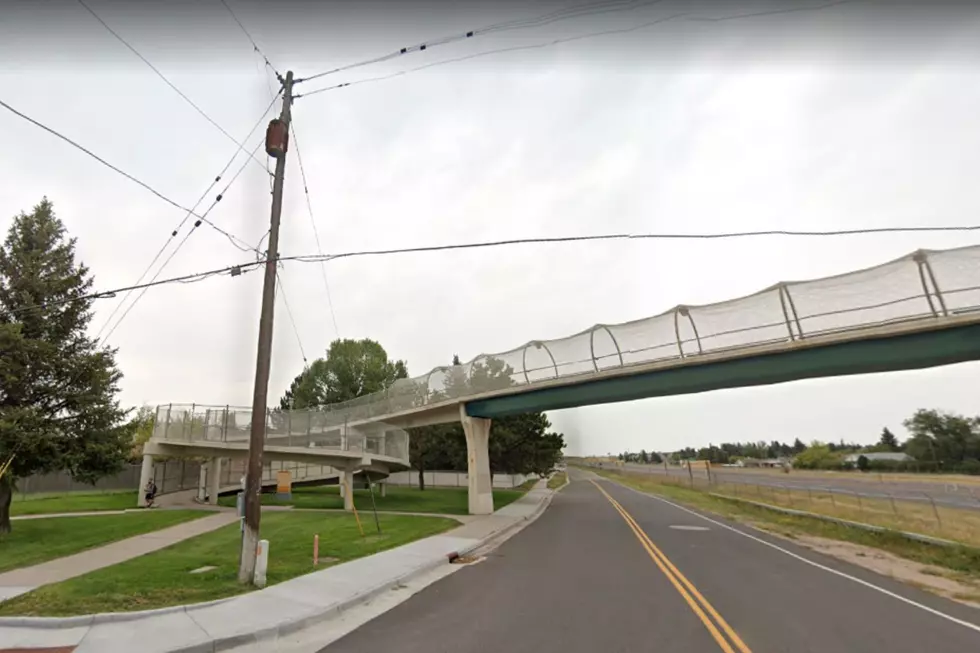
[464,321,980,418]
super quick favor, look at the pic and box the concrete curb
[0,488,558,651]
[186,489,559,653]
[707,493,971,549]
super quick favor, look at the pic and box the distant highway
[604,462,980,511]
[321,467,980,652]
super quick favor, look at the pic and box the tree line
[617,409,980,475]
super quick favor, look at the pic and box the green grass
[547,472,567,490]
[0,512,459,616]
[590,468,980,579]
[11,490,138,516]
[0,511,210,574]
[217,484,525,515]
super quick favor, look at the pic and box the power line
[276,272,308,363]
[295,0,862,98]
[4,261,264,318]
[290,122,340,337]
[8,226,978,319]
[99,138,267,343]
[92,177,220,340]
[295,0,672,84]
[218,0,281,76]
[92,95,281,339]
[0,97,201,216]
[278,224,980,264]
[1,90,279,264]
[75,0,269,173]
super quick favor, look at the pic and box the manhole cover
[669,525,710,531]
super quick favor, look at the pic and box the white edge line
[608,479,980,636]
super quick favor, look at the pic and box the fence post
[222,405,230,442]
[287,410,292,447]
[888,492,898,516]
[806,487,813,506]
[855,491,864,516]
[923,492,942,528]
[163,403,173,439]
[687,461,694,488]
[828,488,837,509]
[784,485,793,508]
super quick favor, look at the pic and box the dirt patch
[788,534,980,608]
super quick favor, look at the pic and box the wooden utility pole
[239,70,294,584]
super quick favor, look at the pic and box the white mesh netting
[303,244,980,425]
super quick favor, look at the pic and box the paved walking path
[0,512,239,601]
[0,480,557,653]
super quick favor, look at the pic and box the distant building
[736,457,790,468]
[843,452,912,464]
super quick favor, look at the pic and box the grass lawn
[0,511,210,574]
[591,468,980,580]
[0,512,459,616]
[11,490,138,516]
[547,472,567,490]
[217,484,525,515]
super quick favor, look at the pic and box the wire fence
[291,244,980,425]
[603,464,980,548]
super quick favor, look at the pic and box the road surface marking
[591,480,752,653]
[670,525,710,531]
[614,481,980,636]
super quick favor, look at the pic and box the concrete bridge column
[197,465,208,502]
[138,452,154,508]
[342,466,356,511]
[460,404,493,515]
[207,457,222,504]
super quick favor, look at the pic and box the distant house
[843,452,912,464]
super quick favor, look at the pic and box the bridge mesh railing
[151,405,410,464]
[305,244,980,425]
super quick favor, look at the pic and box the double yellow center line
[590,480,753,653]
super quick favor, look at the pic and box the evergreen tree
[0,199,130,532]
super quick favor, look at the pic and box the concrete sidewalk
[0,513,239,602]
[0,481,556,653]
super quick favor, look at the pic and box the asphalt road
[320,468,980,653]
[613,462,980,510]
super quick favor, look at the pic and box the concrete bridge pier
[460,404,493,515]
[207,457,222,504]
[138,453,154,508]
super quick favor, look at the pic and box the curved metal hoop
[423,366,450,400]
[588,325,625,372]
[673,307,703,356]
[521,341,560,383]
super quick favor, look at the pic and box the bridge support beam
[341,466,355,511]
[460,404,493,515]
[138,452,154,508]
[207,457,222,504]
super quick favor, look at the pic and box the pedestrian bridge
[309,244,980,514]
[150,244,980,515]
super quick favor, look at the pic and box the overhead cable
[76,0,270,173]
[290,123,341,337]
[295,0,862,98]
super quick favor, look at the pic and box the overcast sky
[3,0,980,456]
